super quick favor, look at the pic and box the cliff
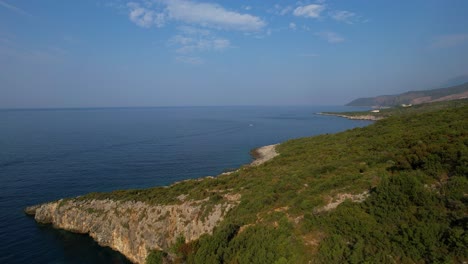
[24,144,278,263]
[25,193,241,263]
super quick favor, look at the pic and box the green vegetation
[346,82,468,106]
[77,100,467,263]
[312,172,467,263]
[146,250,167,264]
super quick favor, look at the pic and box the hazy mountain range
[347,82,468,107]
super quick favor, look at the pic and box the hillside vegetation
[324,98,468,120]
[347,82,468,106]
[63,101,468,263]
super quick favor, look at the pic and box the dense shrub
[146,250,167,264]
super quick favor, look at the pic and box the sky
[1,0,468,108]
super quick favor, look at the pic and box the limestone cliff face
[25,195,240,264]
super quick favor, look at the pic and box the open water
[0,106,371,263]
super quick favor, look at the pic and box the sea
[0,106,371,264]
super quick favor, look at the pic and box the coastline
[26,101,462,263]
[24,143,281,264]
[220,144,279,175]
[249,144,280,166]
[317,112,383,121]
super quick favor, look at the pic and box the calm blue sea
[0,106,370,263]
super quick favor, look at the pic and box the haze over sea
[0,106,370,263]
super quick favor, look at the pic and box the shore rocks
[25,195,240,263]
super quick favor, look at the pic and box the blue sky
[1,0,468,108]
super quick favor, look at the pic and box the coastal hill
[26,100,468,263]
[322,98,468,121]
[346,82,468,107]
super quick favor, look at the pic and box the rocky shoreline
[220,144,279,175]
[25,190,241,263]
[250,144,279,166]
[24,144,280,263]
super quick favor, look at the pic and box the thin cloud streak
[330,10,356,24]
[269,4,293,16]
[316,31,344,43]
[0,0,31,17]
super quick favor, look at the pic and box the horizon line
[0,104,352,111]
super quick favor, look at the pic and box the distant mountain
[440,74,468,87]
[346,82,468,107]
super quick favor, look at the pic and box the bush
[146,250,167,264]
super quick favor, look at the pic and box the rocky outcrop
[25,195,240,263]
[318,113,383,121]
[221,144,279,176]
[250,144,279,166]
[333,114,382,121]
[315,191,369,213]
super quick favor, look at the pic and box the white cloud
[125,1,266,31]
[289,22,297,30]
[173,36,231,53]
[170,27,231,54]
[316,31,344,43]
[430,33,468,49]
[127,2,165,28]
[293,4,325,18]
[330,10,356,24]
[123,1,259,62]
[166,0,266,31]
